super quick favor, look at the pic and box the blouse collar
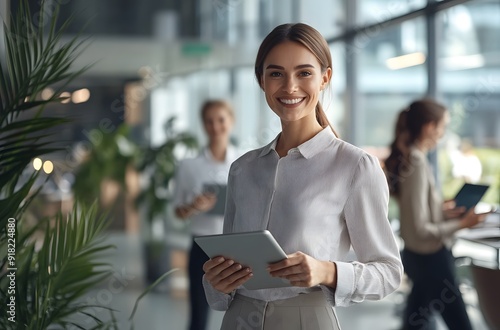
[258,127,336,159]
[202,144,237,163]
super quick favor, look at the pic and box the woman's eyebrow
[265,64,315,70]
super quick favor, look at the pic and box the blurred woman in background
[385,99,488,330]
[173,100,238,330]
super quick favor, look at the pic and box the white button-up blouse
[203,127,403,309]
[173,146,240,236]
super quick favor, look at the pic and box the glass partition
[437,0,500,204]
[357,0,426,25]
[358,17,427,149]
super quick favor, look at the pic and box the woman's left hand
[443,199,466,219]
[267,251,337,289]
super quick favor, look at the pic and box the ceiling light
[60,92,71,104]
[41,88,54,100]
[386,52,426,70]
[72,88,91,104]
[43,161,54,174]
[33,158,42,171]
[442,54,485,71]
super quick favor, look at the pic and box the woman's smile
[260,41,330,125]
[278,97,305,106]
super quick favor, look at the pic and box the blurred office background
[1,0,499,329]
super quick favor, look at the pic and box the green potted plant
[72,123,138,227]
[72,115,197,285]
[0,1,117,329]
[134,117,197,284]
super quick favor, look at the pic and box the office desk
[454,213,500,329]
[455,227,500,269]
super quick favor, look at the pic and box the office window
[297,0,346,39]
[357,0,426,25]
[357,17,427,148]
[437,0,500,203]
[167,70,232,145]
[233,67,267,149]
[150,79,189,147]
[329,43,347,138]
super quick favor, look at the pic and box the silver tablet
[194,230,291,290]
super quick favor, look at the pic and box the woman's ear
[321,67,332,90]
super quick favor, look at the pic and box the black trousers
[188,238,210,330]
[402,247,473,330]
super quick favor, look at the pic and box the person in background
[173,100,239,330]
[202,23,403,330]
[451,139,483,183]
[384,99,488,330]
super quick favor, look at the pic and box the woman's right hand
[459,208,489,229]
[192,193,217,212]
[175,193,217,219]
[203,257,253,294]
[442,200,466,219]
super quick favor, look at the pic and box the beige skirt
[220,291,341,330]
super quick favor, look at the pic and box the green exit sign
[181,43,212,56]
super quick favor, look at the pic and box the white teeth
[279,98,304,105]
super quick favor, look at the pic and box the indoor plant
[0,1,116,329]
[134,117,197,283]
[72,116,197,284]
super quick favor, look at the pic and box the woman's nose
[282,76,297,94]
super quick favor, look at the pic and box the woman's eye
[299,71,312,77]
[270,72,282,77]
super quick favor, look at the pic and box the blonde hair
[200,100,234,122]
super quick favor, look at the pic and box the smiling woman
[200,23,403,330]
[255,24,337,147]
[260,41,331,146]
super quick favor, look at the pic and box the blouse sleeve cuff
[320,261,355,307]
[202,275,234,311]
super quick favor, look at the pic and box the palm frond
[129,268,179,321]
[0,1,120,329]
[0,0,89,123]
[0,0,89,215]
[28,202,114,329]
[0,173,38,224]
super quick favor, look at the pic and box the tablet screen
[194,230,291,290]
[454,183,490,211]
[203,184,227,216]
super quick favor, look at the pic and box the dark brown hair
[254,23,337,136]
[385,99,447,196]
[200,100,234,122]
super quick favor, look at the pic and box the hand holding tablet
[202,184,227,215]
[453,183,490,211]
[196,230,291,290]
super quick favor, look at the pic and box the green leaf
[0,1,110,327]
[129,268,179,320]
[0,174,37,220]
